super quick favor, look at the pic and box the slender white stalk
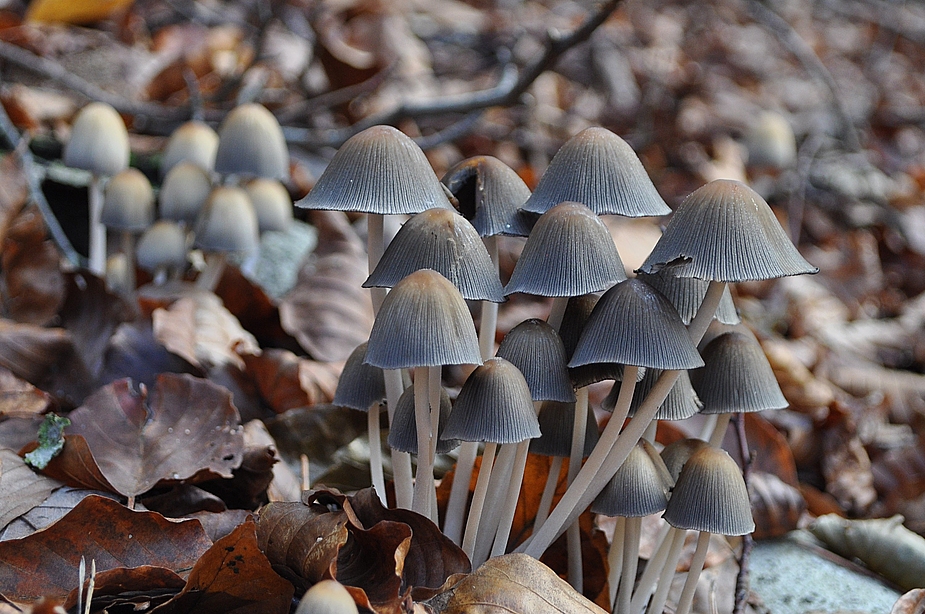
[698,413,718,441]
[412,366,433,518]
[674,531,711,614]
[646,528,687,614]
[195,252,227,291]
[546,296,569,331]
[427,365,442,523]
[88,175,106,276]
[707,412,733,447]
[444,440,478,543]
[472,442,518,566]
[479,235,500,359]
[567,386,589,590]
[462,442,497,560]
[120,230,136,292]
[534,456,563,530]
[367,213,386,313]
[368,402,387,501]
[641,419,658,444]
[491,439,531,558]
[567,520,583,593]
[607,516,626,609]
[630,523,673,612]
[617,516,641,614]
[385,368,413,509]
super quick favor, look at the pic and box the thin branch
[0,79,82,266]
[746,0,862,151]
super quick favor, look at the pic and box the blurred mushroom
[295,579,358,614]
[161,120,219,177]
[214,103,289,181]
[136,220,188,284]
[159,161,212,230]
[101,168,154,292]
[193,186,259,291]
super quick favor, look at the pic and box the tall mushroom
[193,186,259,291]
[100,168,154,293]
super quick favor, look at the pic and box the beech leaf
[0,448,61,531]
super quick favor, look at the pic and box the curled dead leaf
[749,470,805,540]
[238,347,341,413]
[891,588,925,614]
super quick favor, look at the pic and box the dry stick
[534,456,563,529]
[674,531,712,614]
[519,281,726,558]
[607,516,626,609]
[646,529,687,614]
[472,442,519,566]
[461,442,498,560]
[413,366,434,518]
[629,522,673,612]
[491,438,531,558]
[617,516,642,614]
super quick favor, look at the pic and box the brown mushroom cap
[389,384,459,454]
[496,318,575,403]
[101,168,155,232]
[441,357,541,444]
[333,342,385,411]
[638,179,818,282]
[504,201,627,297]
[363,208,504,301]
[159,162,212,226]
[193,186,259,253]
[244,178,293,234]
[663,445,755,535]
[161,120,219,176]
[520,127,671,217]
[442,155,533,237]
[63,102,129,176]
[214,103,289,180]
[136,220,187,273]
[529,400,599,457]
[591,439,672,517]
[297,125,451,215]
[364,269,482,370]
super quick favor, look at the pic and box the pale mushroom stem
[630,523,673,612]
[472,442,518,566]
[534,456,564,530]
[88,175,107,276]
[427,365,442,523]
[367,213,387,313]
[490,438,531,558]
[120,230,136,292]
[444,440,479,544]
[196,252,227,292]
[642,419,658,443]
[698,413,718,441]
[412,366,434,518]
[674,531,711,614]
[519,281,726,558]
[567,522,583,593]
[385,368,414,509]
[478,235,500,359]
[461,441,498,560]
[607,516,626,609]
[617,516,642,614]
[546,296,569,331]
[646,528,687,614]
[567,385,590,590]
[707,412,733,447]
[367,402,387,502]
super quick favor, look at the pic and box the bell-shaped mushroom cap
[244,178,293,234]
[529,400,598,457]
[504,202,627,297]
[214,103,289,180]
[63,102,129,176]
[193,186,259,253]
[496,319,575,403]
[591,440,672,517]
[136,220,187,273]
[295,579,358,614]
[364,269,482,370]
[690,331,788,414]
[161,120,219,176]
[333,342,385,411]
[569,279,704,371]
[605,368,702,421]
[660,437,712,483]
[638,179,818,282]
[389,384,459,454]
[520,127,671,217]
[297,125,450,215]
[159,162,212,225]
[636,270,740,326]
[363,208,504,302]
[442,155,533,237]
[101,168,154,232]
[442,357,541,444]
[663,446,755,535]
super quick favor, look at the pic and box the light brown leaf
[0,366,53,418]
[443,553,608,614]
[0,319,72,383]
[0,494,212,603]
[749,470,805,540]
[0,486,119,541]
[23,434,115,493]
[0,448,61,531]
[214,265,298,348]
[65,374,244,497]
[891,588,925,614]
[238,347,341,413]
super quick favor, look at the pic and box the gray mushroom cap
[244,178,293,234]
[161,120,219,176]
[520,127,671,217]
[214,103,289,180]
[638,179,818,282]
[297,125,451,215]
[193,186,259,253]
[101,168,155,232]
[591,440,672,517]
[63,102,129,176]
[689,331,788,414]
[604,368,702,421]
[333,342,385,411]
[529,400,599,458]
[663,446,755,535]
[364,269,482,370]
[504,201,627,297]
[364,208,504,302]
[136,220,187,273]
[442,155,534,237]
[159,162,212,226]
[660,437,712,483]
[496,319,575,403]
[441,357,541,444]
[390,384,459,455]
[569,279,704,371]
[636,270,740,326]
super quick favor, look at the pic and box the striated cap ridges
[333,342,385,411]
[442,155,534,237]
[496,319,576,403]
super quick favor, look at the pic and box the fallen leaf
[65,374,244,498]
[257,499,349,583]
[0,366,53,418]
[0,156,28,246]
[26,0,134,24]
[63,567,186,612]
[1,205,65,326]
[239,347,341,413]
[443,553,608,614]
[0,486,118,541]
[280,211,374,362]
[749,470,805,539]
[0,494,212,603]
[821,416,877,516]
[153,518,293,614]
[264,405,366,480]
[891,588,925,614]
[214,266,298,349]
[0,448,61,531]
[99,320,202,390]
[198,420,278,510]
[0,319,72,384]
[142,484,227,518]
[24,434,115,493]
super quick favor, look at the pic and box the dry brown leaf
[443,553,608,614]
[152,292,259,371]
[891,588,925,614]
[0,494,212,604]
[65,374,244,498]
[0,486,119,541]
[196,420,278,510]
[23,434,115,493]
[1,205,64,326]
[280,210,373,362]
[749,470,805,539]
[821,416,877,516]
[0,366,53,418]
[62,567,186,612]
[214,266,297,349]
[0,156,28,245]
[872,433,925,515]
[99,320,202,390]
[26,0,134,24]
[238,347,341,413]
[0,319,72,384]
[0,448,61,531]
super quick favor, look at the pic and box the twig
[732,413,755,614]
[745,0,862,152]
[275,62,398,124]
[0,79,82,266]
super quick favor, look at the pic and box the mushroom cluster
[299,123,815,613]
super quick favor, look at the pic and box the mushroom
[214,103,289,181]
[193,186,259,291]
[161,120,219,177]
[63,102,130,275]
[244,178,293,235]
[101,168,155,292]
[295,579,358,614]
[159,161,213,230]
[388,384,458,456]
[136,220,188,284]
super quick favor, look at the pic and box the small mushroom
[244,178,293,234]
[159,162,213,228]
[214,103,289,181]
[161,120,219,177]
[193,186,259,291]
[101,168,155,292]
[136,220,188,284]
[294,579,358,614]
